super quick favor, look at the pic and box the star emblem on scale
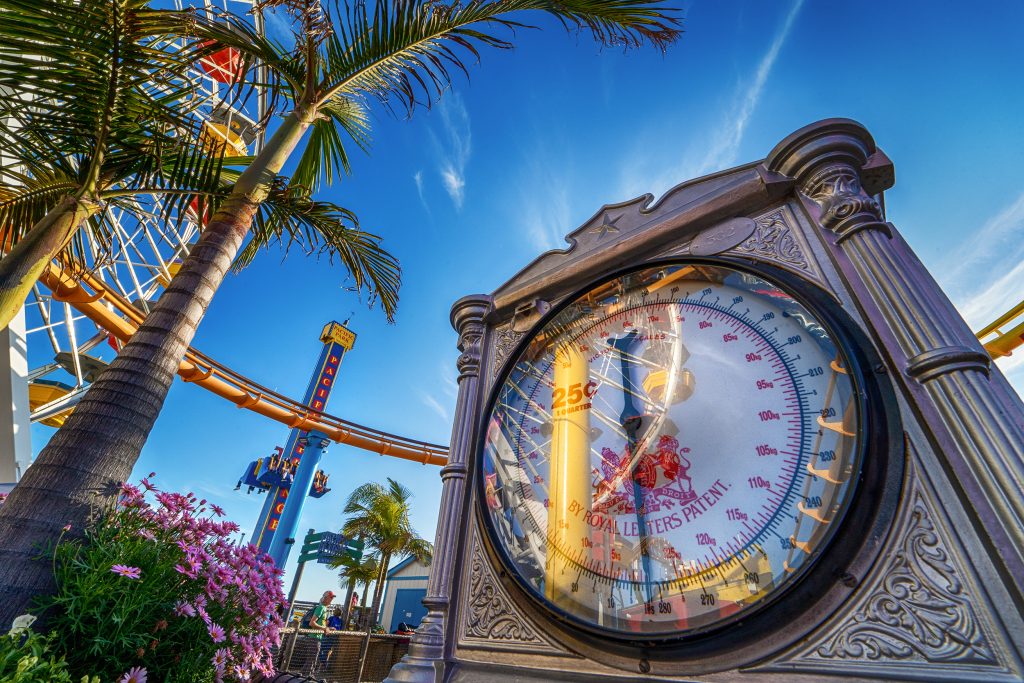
[591,212,622,237]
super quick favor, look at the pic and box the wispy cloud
[618,0,804,199]
[956,253,1024,329]
[522,176,572,253]
[938,192,1024,379]
[413,170,431,216]
[418,362,459,424]
[942,191,1024,309]
[434,93,472,209]
[438,361,458,401]
[418,390,450,422]
[696,0,805,175]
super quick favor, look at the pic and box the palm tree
[0,0,400,625]
[332,546,378,628]
[342,479,432,630]
[0,0,680,624]
[0,0,266,329]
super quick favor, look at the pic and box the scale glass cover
[479,262,865,638]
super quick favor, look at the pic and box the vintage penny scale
[387,120,1024,682]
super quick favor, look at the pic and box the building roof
[387,555,428,578]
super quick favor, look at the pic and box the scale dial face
[480,263,864,637]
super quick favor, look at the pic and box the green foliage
[342,478,433,567]
[333,553,380,594]
[0,630,92,683]
[0,0,246,256]
[37,481,286,682]
[45,524,211,682]
[196,0,681,323]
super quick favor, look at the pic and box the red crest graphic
[593,434,696,514]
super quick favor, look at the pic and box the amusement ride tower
[239,321,357,568]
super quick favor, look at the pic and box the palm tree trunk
[0,195,99,330]
[369,551,390,629]
[358,578,370,629]
[341,576,356,628]
[356,551,390,683]
[0,111,311,627]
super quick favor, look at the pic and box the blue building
[379,557,429,632]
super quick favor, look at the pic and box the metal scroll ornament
[814,494,995,665]
[465,540,544,644]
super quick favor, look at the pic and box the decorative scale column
[386,294,494,683]
[765,119,1024,596]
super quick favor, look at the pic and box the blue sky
[30,0,1024,603]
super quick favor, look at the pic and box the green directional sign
[297,529,327,563]
[296,530,364,564]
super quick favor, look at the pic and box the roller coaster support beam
[977,297,1024,359]
[251,322,354,567]
[0,306,31,486]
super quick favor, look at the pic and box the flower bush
[36,476,286,682]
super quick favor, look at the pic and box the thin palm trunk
[356,550,390,682]
[341,576,356,628]
[0,112,310,626]
[0,195,99,328]
[369,550,390,628]
[358,578,370,629]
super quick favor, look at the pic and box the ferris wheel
[19,0,265,442]
[7,0,448,484]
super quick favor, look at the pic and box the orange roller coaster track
[39,263,448,467]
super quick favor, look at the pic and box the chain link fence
[274,628,410,682]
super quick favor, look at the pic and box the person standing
[345,591,359,629]
[299,590,335,676]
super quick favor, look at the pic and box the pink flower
[174,563,197,579]
[119,483,144,506]
[210,503,225,517]
[117,666,147,683]
[208,622,226,643]
[213,647,231,668]
[173,600,196,618]
[62,524,71,532]
[137,528,155,541]
[111,565,142,579]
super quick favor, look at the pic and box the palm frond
[0,0,202,164]
[0,169,81,249]
[232,185,401,321]
[403,537,433,566]
[290,94,371,196]
[320,0,681,113]
[0,0,283,202]
[339,477,429,566]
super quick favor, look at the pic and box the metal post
[282,613,301,672]
[252,322,354,561]
[285,537,312,624]
[385,295,493,682]
[0,306,31,485]
[268,433,330,566]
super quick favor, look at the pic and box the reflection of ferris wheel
[17,0,265,452]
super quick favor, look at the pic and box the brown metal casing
[387,119,1024,682]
